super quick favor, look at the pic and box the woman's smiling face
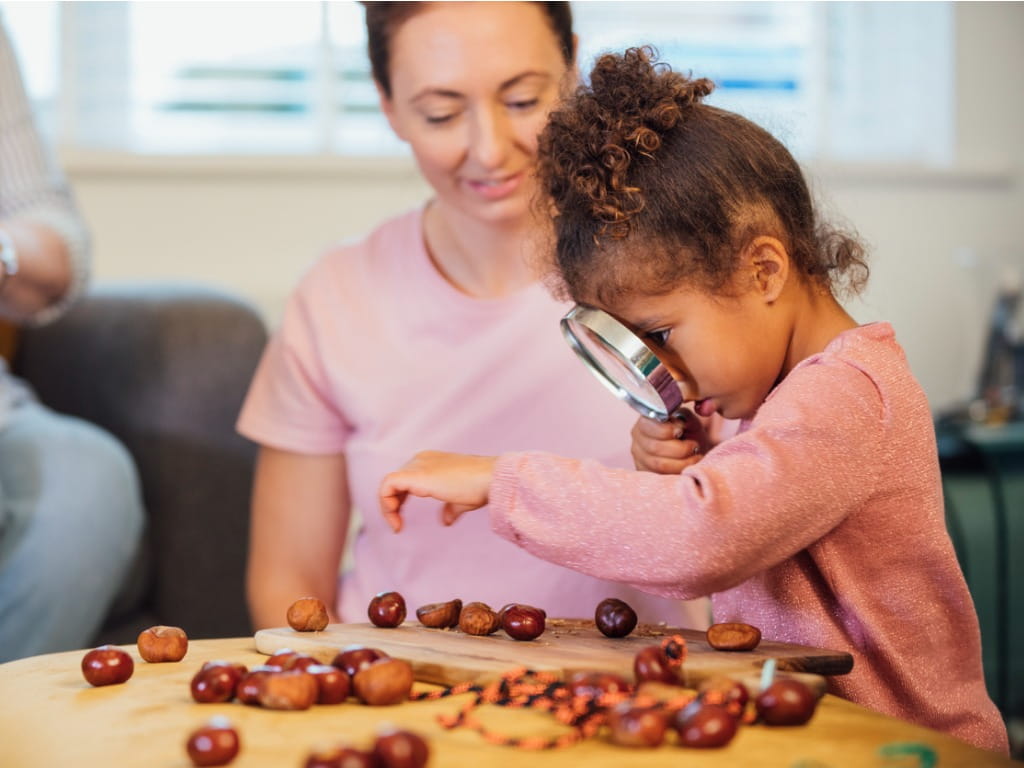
[379,2,572,226]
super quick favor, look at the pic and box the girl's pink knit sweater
[489,323,1007,753]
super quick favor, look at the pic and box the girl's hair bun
[555,46,714,239]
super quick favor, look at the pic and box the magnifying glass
[560,305,683,422]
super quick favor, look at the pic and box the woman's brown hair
[362,2,575,98]
[536,46,868,306]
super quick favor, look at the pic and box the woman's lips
[465,172,523,200]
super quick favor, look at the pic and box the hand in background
[631,410,708,474]
[379,451,497,532]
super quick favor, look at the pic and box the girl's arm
[247,446,350,629]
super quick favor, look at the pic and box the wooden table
[0,637,1016,767]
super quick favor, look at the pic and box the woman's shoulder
[307,206,425,282]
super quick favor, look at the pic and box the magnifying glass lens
[561,307,683,422]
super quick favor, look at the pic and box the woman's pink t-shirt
[237,207,709,628]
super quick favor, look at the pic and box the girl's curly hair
[536,46,868,305]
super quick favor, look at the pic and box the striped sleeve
[0,20,90,326]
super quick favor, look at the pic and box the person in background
[378,47,1008,753]
[238,2,709,630]
[0,18,144,662]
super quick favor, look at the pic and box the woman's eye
[425,113,456,125]
[646,329,671,347]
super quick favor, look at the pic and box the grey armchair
[12,282,268,643]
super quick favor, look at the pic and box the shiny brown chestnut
[697,675,750,719]
[190,661,246,703]
[415,599,462,629]
[264,648,301,670]
[287,597,330,631]
[332,645,389,679]
[567,671,632,701]
[755,678,818,725]
[373,728,430,768]
[672,701,738,748]
[368,591,407,628]
[606,702,668,748]
[236,665,278,705]
[633,645,678,685]
[81,645,134,686]
[257,669,318,710]
[137,625,188,663]
[501,603,546,641]
[459,601,500,635]
[352,657,415,706]
[595,597,638,638]
[185,716,240,766]
[706,622,761,651]
[304,746,376,768]
[307,663,351,704]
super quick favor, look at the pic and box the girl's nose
[468,105,512,170]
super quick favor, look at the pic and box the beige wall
[64,3,1024,413]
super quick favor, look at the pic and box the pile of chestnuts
[367,591,548,642]
[189,645,414,709]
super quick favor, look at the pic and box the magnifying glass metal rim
[560,305,684,422]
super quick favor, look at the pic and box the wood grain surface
[0,637,1015,768]
[255,619,854,690]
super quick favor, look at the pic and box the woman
[238,2,709,630]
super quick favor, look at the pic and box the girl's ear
[747,236,790,303]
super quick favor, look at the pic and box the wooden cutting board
[255,619,853,693]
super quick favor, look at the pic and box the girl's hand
[631,412,708,474]
[379,451,497,532]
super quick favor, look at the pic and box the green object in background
[877,742,937,768]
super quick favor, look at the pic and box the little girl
[378,48,1007,753]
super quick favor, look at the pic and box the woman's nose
[467,105,512,170]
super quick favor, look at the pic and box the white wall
[64,2,1024,413]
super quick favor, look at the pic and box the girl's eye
[425,113,456,125]
[646,329,671,347]
[507,98,539,111]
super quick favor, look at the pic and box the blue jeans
[0,400,143,662]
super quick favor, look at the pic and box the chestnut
[595,597,638,638]
[190,661,246,703]
[755,678,817,725]
[288,597,330,632]
[185,716,240,766]
[368,591,407,628]
[415,599,462,629]
[137,625,188,663]
[265,648,302,670]
[332,645,389,679]
[673,701,738,748]
[501,603,546,641]
[257,669,318,710]
[352,657,415,705]
[697,675,749,719]
[307,663,351,704]
[304,746,376,768]
[606,702,668,748]
[458,601,500,636]
[237,665,277,706]
[373,728,430,768]
[81,645,134,686]
[633,645,678,685]
[567,671,632,702]
[706,622,761,651]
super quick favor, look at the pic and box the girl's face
[379,2,571,227]
[604,258,792,422]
